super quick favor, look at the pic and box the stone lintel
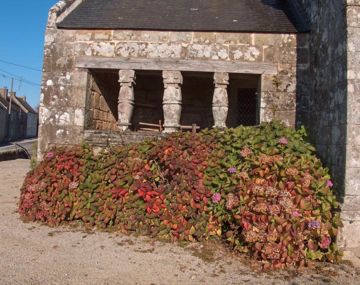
[76,56,278,75]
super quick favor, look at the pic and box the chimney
[8,91,16,114]
[0,87,8,100]
[8,91,16,99]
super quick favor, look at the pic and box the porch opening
[181,72,214,129]
[86,69,260,132]
[228,74,260,127]
[87,69,119,131]
[132,70,163,131]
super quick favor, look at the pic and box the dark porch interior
[86,69,260,131]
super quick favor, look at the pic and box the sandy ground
[1,159,360,285]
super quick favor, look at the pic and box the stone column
[213,72,229,129]
[118,70,136,131]
[162,71,183,133]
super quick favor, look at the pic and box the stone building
[0,95,7,142]
[39,0,360,252]
[0,87,38,142]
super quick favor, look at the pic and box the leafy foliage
[19,122,342,270]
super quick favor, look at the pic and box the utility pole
[6,78,14,141]
[8,77,13,115]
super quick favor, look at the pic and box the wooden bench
[137,121,200,133]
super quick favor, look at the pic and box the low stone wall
[84,130,163,147]
[0,149,29,162]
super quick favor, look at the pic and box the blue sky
[0,0,56,108]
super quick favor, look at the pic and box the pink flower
[292,210,301,218]
[26,185,35,193]
[319,236,331,249]
[327,180,334,188]
[212,193,221,204]
[242,221,251,231]
[278,137,288,145]
[46,152,55,159]
[69,181,79,190]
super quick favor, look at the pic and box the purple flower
[212,193,221,204]
[227,167,237,174]
[46,152,55,159]
[278,137,289,145]
[327,180,334,188]
[307,220,321,230]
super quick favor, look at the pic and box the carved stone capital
[163,70,183,86]
[214,72,229,87]
[119,70,136,85]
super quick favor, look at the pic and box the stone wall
[25,113,38,138]
[39,0,298,159]
[0,107,7,142]
[84,130,163,147]
[38,0,88,159]
[343,0,360,251]
[296,0,347,188]
[297,0,360,250]
[88,74,118,131]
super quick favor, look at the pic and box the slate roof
[57,0,308,33]
[15,97,37,114]
[0,96,7,110]
[0,95,37,114]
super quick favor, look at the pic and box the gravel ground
[1,159,360,285]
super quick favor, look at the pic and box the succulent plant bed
[19,122,342,270]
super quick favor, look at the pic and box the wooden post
[192,124,197,134]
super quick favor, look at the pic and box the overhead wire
[0,58,41,72]
[0,71,40,87]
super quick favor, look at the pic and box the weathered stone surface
[339,220,360,248]
[296,0,360,249]
[118,70,136,131]
[84,129,163,147]
[213,72,229,129]
[113,30,170,43]
[346,1,360,243]
[229,45,262,62]
[162,71,183,133]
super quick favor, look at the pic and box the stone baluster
[213,72,229,129]
[162,71,183,133]
[118,70,136,131]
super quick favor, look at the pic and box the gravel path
[1,159,360,285]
